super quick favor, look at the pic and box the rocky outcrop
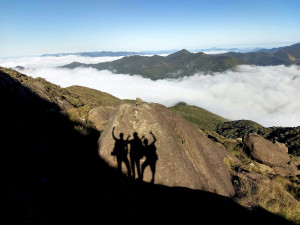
[98,101,236,197]
[88,106,114,132]
[243,133,291,167]
[274,141,289,153]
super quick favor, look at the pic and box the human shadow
[141,131,158,183]
[127,131,145,180]
[111,127,131,177]
[112,129,159,183]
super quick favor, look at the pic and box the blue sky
[1,0,300,57]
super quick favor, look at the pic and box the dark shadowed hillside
[1,67,296,224]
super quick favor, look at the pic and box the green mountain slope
[272,43,300,63]
[60,43,300,80]
[169,102,228,131]
[225,43,300,65]
[0,66,123,123]
[216,120,265,138]
[61,49,244,80]
[65,85,122,108]
[223,52,291,66]
[169,101,300,156]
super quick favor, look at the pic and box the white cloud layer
[0,55,124,68]
[1,55,300,127]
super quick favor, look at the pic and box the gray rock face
[98,102,235,197]
[243,133,291,167]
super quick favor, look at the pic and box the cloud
[0,55,125,68]
[1,56,300,127]
[203,50,229,54]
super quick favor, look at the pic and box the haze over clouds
[0,55,124,68]
[1,56,300,128]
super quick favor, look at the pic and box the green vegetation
[263,127,300,156]
[63,86,123,121]
[169,102,228,131]
[61,43,300,80]
[122,99,136,104]
[222,52,291,66]
[222,43,300,66]
[216,120,300,156]
[205,130,253,165]
[169,100,300,223]
[169,101,300,157]
[61,49,244,80]
[0,67,122,125]
[215,131,300,224]
[272,43,300,63]
[216,120,265,139]
[233,174,300,224]
[65,85,122,108]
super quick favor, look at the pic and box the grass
[169,102,228,131]
[212,124,300,224]
[0,67,123,127]
[65,85,122,108]
[233,175,300,224]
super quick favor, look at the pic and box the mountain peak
[178,49,191,53]
[166,49,191,60]
[174,49,191,55]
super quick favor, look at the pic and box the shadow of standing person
[128,132,144,180]
[141,132,158,183]
[111,127,131,177]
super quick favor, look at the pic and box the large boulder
[98,101,236,197]
[243,133,291,167]
[88,106,114,132]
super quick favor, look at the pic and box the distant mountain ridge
[40,47,243,57]
[60,49,244,80]
[41,45,285,58]
[42,51,141,57]
[223,42,300,65]
[60,42,300,80]
[41,50,175,57]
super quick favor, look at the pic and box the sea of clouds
[1,54,300,127]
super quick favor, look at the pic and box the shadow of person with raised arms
[141,131,158,183]
[128,132,144,180]
[111,126,131,177]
